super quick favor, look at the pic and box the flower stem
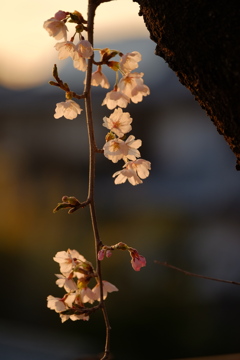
[84,1,111,358]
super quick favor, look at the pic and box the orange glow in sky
[0,0,148,89]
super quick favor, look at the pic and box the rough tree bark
[133,0,240,169]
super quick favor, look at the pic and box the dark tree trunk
[134,0,240,169]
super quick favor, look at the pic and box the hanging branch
[43,3,150,359]
[155,261,240,286]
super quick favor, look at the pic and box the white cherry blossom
[47,295,67,313]
[47,292,89,323]
[131,83,150,103]
[103,135,141,163]
[127,159,151,179]
[73,54,87,71]
[91,69,110,88]
[75,40,93,58]
[63,292,76,308]
[113,159,151,185]
[60,313,89,323]
[55,41,76,60]
[120,51,142,74]
[53,249,86,274]
[54,11,68,21]
[102,90,130,109]
[55,274,78,292]
[92,281,118,301]
[54,100,82,120]
[43,18,68,41]
[113,168,142,185]
[78,288,97,304]
[102,108,132,137]
[72,40,93,71]
[118,72,150,104]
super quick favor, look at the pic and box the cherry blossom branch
[85,1,111,359]
[155,261,240,286]
[44,4,150,358]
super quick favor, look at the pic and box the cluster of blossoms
[47,249,118,322]
[47,246,146,322]
[103,111,151,185]
[43,10,151,186]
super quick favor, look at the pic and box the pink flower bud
[54,11,68,21]
[98,249,105,261]
[131,255,146,271]
[106,250,112,258]
[130,249,146,271]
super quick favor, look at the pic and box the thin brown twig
[50,64,86,100]
[155,260,240,286]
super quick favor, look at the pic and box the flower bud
[54,11,68,21]
[129,248,146,271]
[98,249,105,261]
[65,91,73,100]
[107,61,120,71]
[68,196,80,205]
[106,250,112,258]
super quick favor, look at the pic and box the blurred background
[1,1,240,359]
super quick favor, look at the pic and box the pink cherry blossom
[92,281,118,301]
[102,108,132,137]
[131,254,146,271]
[120,51,142,74]
[55,41,76,60]
[103,135,141,163]
[129,249,146,271]
[43,18,68,41]
[54,100,82,120]
[102,90,130,110]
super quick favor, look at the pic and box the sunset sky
[0,0,148,89]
